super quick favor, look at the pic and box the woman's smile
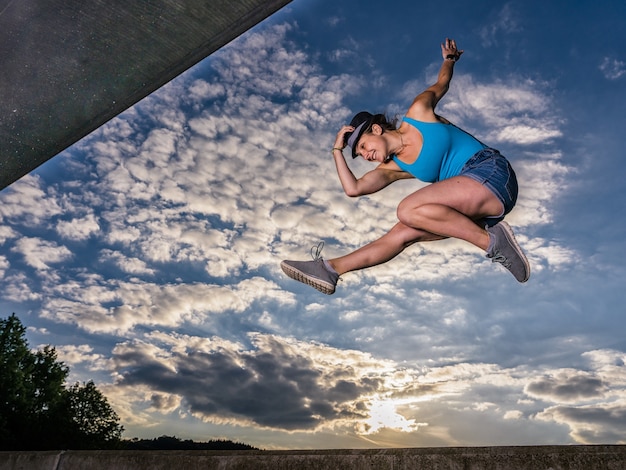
[361,147,378,161]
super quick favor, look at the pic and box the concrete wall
[1,446,626,470]
[0,0,292,190]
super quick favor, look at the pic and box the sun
[359,397,425,435]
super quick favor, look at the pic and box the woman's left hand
[441,37,463,61]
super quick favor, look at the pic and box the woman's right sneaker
[486,221,530,283]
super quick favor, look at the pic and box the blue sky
[1,0,626,449]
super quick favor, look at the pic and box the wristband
[445,54,457,61]
[331,147,343,154]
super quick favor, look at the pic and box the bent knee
[396,202,434,227]
[396,199,414,225]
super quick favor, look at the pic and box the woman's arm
[408,38,463,117]
[334,157,410,197]
[331,126,410,197]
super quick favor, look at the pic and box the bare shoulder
[405,95,438,122]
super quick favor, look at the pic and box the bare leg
[329,222,444,275]
[329,176,503,276]
[281,175,528,291]
[395,176,502,250]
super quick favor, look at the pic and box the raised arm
[331,126,410,197]
[408,38,463,117]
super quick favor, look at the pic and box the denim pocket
[460,148,518,214]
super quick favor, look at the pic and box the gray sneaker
[280,258,339,295]
[487,221,530,283]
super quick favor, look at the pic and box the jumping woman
[281,38,530,295]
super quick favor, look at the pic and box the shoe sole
[498,221,531,283]
[280,261,335,295]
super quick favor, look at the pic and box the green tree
[30,345,72,449]
[65,380,124,449]
[0,313,123,450]
[0,313,37,448]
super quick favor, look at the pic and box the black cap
[345,111,373,158]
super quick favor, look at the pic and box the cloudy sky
[2,0,626,450]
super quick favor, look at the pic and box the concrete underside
[0,0,292,191]
[1,446,626,470]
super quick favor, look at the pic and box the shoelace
[310,241,324,260]
[490,250,511,268]
[310,241,341,282]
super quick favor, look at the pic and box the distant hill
[122,435,259,451]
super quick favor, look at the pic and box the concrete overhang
[0,0,292,191]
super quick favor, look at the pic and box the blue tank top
[392,117,486,182]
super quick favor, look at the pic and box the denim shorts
[459,148,518,226]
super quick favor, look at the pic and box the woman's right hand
[441,37,463,61]
[333,125,355,151]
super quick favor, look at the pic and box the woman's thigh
[398,175,504,221]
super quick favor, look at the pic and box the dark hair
[364,113,398,134]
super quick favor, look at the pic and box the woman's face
[355,125,386,162]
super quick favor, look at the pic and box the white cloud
[600,57,626,80]
[11,237,72,271]
[504,410,523,420]
[536,401,626,444]
[0,225,17,243]
[188,79,226,101]
[56,213,100,241]
[526,350,626,444]
[99,249,156,276]
[1,273,41,302]
[40,276,294,334]
[513,154,571,226]
[438,76,562,146]
[0,175,63,225]
[0,255,8,278]
[493,125,561,145]
[54,344,110,372]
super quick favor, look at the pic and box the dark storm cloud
[112,334,391,430]
[525,372,607,402]
[538,404,626,444]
